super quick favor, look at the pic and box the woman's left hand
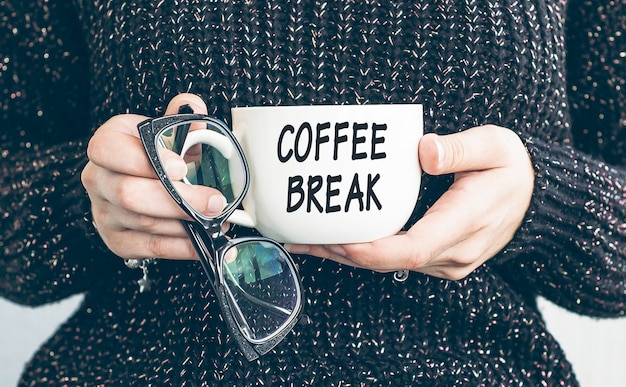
[285,125,534,280]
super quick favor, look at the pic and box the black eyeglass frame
[137,113,304,361]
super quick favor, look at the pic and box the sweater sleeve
[495,1,626,317]
[0,1,115,306]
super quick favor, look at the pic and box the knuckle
[482,123,503,133]
[106,113,131,127]
[90,205,107,226]
[431,263,473,281]
[147,237,168,258]
[103,233,130,259]
[495,127,526,163]
[465,220,484,236]
[346,251,371,267]
[112,178,138,211]
[344,245,377,267]
[182,240,197,260]
[87,115,129,161]
[80,164,95,189]
[86,133,106,163]
[135,214,160,233]
[107,244,127,259]
[448,137,465,171]
[449,254,476,267]
[442,268,471,281]
[90,214,127,258]
[354,255,376,268]
[407,250,431,270]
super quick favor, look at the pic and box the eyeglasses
[138,113,304,361]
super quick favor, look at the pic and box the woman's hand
[81,93,225,260]
[285,125,534,280]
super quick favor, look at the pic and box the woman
[2,1,625,385]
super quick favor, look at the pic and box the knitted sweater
[1,1,625,385]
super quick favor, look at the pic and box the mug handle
[181,130,256,228]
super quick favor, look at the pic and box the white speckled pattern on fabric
[1,0,625,385]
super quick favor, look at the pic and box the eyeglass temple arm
[181,220,217,282]
[172,104,192,153]
[182,221,262,334]
[181,220,263,361]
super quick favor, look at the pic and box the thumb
[418,125,521,175]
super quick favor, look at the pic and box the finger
[414,231,495,280]
[290,240,473,280]
[87,92,210,177]
[404,172,526,275]
[342,231,452,272]
[418,211,523,280]
[287,234,422,273]
[87,119,188,182]
[86,115,153,175]
[287,172,520,276]
[92,199,189,238]
[319,184,487,273]
[287,232,481,280]
[102,229,199,260]
[419,125,524,175]
[285,244,371,270]
[93,167,226,219]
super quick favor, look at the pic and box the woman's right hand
[81,93,226,260]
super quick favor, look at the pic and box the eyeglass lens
[157,120,246,213]
[222,241,300,341]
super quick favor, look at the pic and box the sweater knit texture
[1,0,626,385]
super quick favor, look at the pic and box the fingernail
[284,244,309,254]
[433,137,445,170]
[207,195,226,214]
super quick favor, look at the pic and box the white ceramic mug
[184,104,423,244]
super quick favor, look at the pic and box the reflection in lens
[222,241,300,342]
[156,121,247,216]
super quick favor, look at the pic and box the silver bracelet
[124,258,156,293]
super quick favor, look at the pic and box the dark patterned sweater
[1,0,625,385]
